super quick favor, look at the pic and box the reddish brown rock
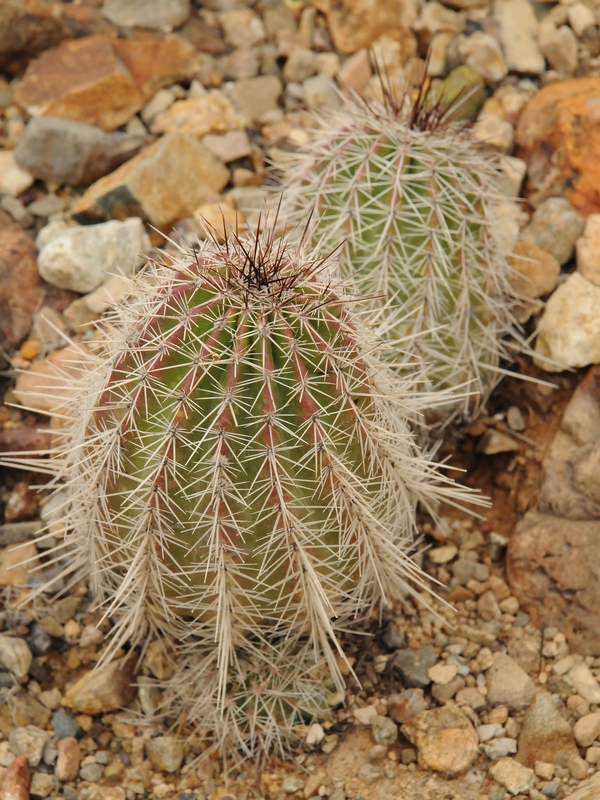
[0,754,30,800]
[314,0,417,54]
[0,211,44,357]
[72,132,229,229]
[13,35,143,131]
[506,512,600,655]
[0,1,71,72]
[0,427,52,454]
[515,78,600,215]
[113,33,200,101]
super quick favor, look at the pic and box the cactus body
[278,89,527,424]
[23,227,479,757]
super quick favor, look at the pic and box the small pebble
[79,762,104,782]
[0,636,32,679]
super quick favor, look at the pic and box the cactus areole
[278,81,528,425]
[35,225,477,757]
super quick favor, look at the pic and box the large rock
[0,211,44,355]
[14,116,144,186]
[516,78,600,215]
[101,0,191,31]
[517,692,579,768]
[112,33,200,100]
[535,273,600,371]
[400,704,479,776]
[314,0,417,54]
[486,653,536,709]
[72,133,229,228]
[506,512,600,655]
[13,35,143,131]
[37,218,151,293]
[0,1,70,70]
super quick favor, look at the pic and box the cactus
[12,223,481,758]
[277,71,528,425]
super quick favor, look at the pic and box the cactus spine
[278,82,527,425]
[19,225,480,757]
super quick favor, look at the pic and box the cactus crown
[277,76,527,427]
[9,224,483,759]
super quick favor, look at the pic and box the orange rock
[72,132,230,228]
[113,32,200,101]
[0,754,30,800]
[13,343,92,416]
[13,36,143,131]
[62,655,136,715]
[515,78,600,216]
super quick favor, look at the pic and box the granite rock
[37,218,150,293]
[490,757,535,795]
[72,133,230,228]
[494,0,545,74]
[145,737,185,773]
[0,636,32,679]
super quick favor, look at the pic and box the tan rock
[55,737,81,782]
[458,31,507,84]
[314,0,417,55]
[63,274,133,331]
[517,692,579,768]
[539,22,579,76]
[486,652,536,709]
[516,78,600,215]
[72,133,229,228]
[14,344,92,416]
[151,95,242,137]
[337,49,372,94]
[194,201,245,242]
[535,273,600,371]
[401,703,479,776]
[113,33,200,101]
[509,240,560,298]
[62,655,136,715]
[577,214,600,286]
[507,512,600,656]
[490,757,535,795]
[494,0,545,75]
[228,75,282,124]
[145,736,185,773]
[574,713,600,748]
[0,152,33,197]
[13,36,143,131]
[561,770,600,800]
[0,542,40,589]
